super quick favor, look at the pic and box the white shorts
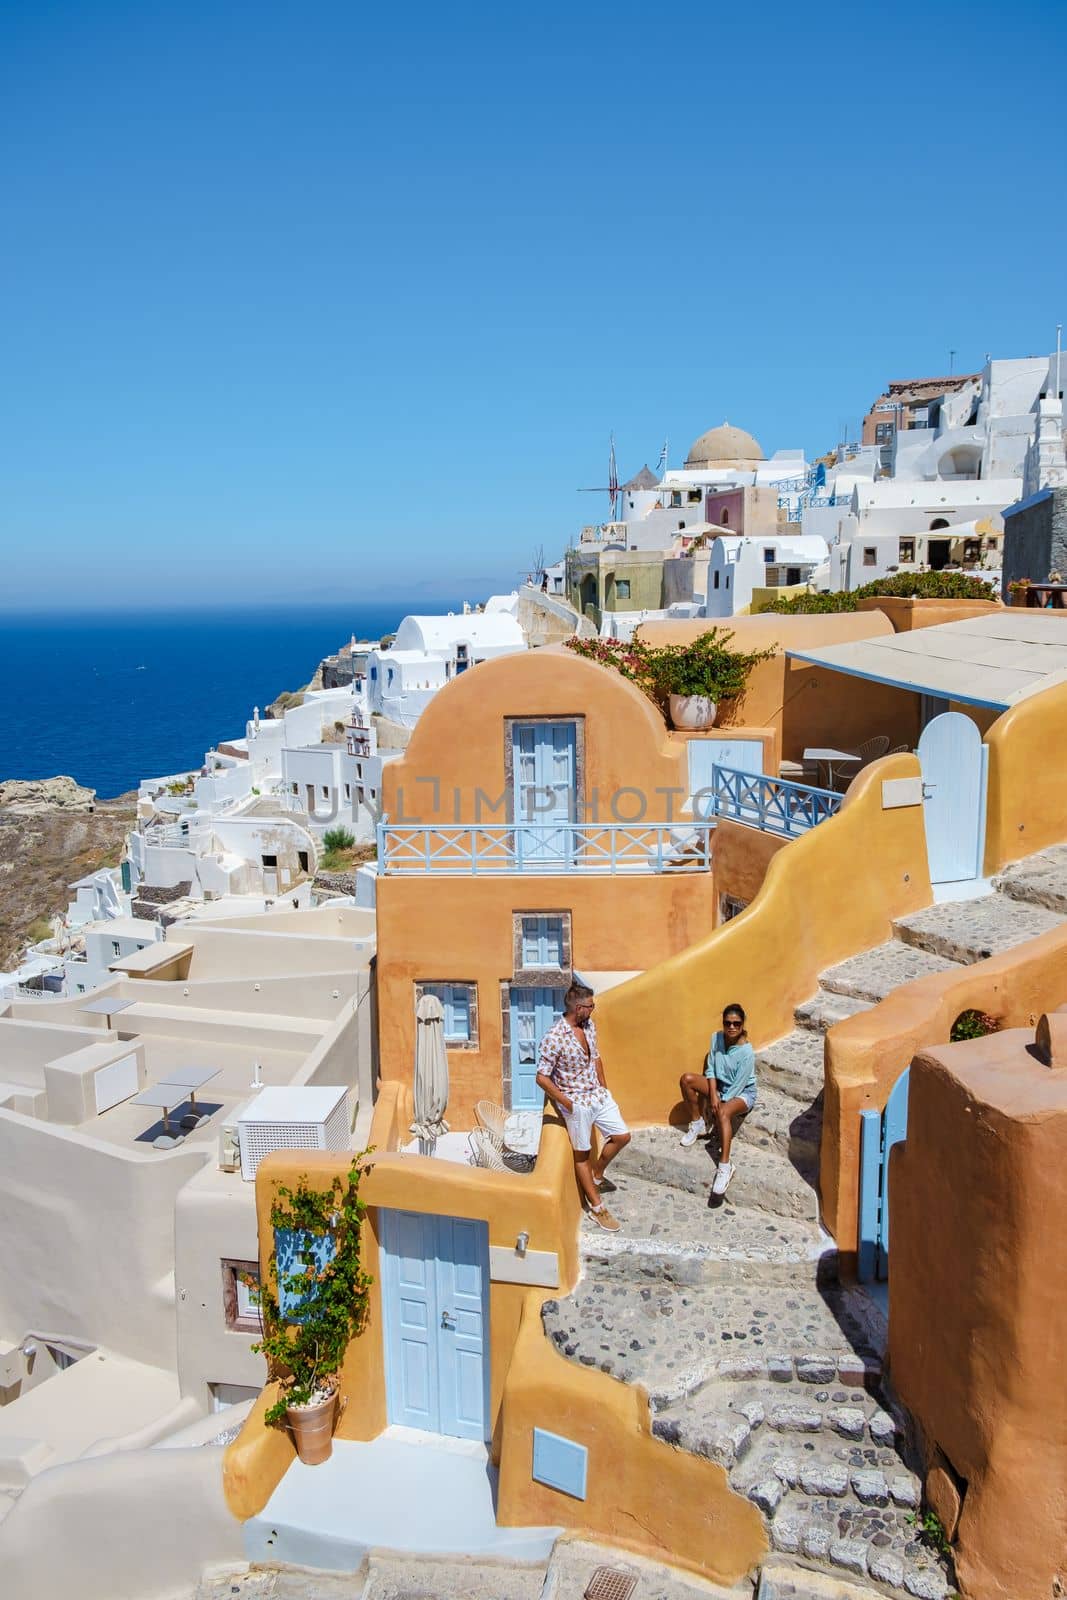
[561,1093,629,1152]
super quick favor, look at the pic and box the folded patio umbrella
[411,992,450,1155]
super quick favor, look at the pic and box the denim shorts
[717,1083,757,1112]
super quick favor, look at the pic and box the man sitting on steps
[536,981,631,1230]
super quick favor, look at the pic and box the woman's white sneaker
[712,1161,734,1195]
[680,1119,706,1148]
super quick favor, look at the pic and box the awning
[786,611,1067,711]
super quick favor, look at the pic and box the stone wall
[1001,485,1067,595]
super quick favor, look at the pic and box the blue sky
[2,0,1065,611]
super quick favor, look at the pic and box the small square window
[687,489,701,504]
[221,1259,262,1333]
[615,579,631,600]
[899,539,916,563]
[863,548,877,566]
[518,913,566,971]
[670,491,682,508]
[111,941,121,958]
[416,982,478,1047]
[763,548,775,564]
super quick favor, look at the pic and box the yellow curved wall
[983,679,1067,873]
[594,754,933,1124]
[497,1292,767,1584]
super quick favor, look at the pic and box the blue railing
[376,819,713,876]
[708,764,842,839]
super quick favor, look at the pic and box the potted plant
[252,1157,373,1465]
[564,627,774,729]
[643,628,775,730]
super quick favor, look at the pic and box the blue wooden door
[918,712,987,884]
[512,722,577,865]
[687,738,765,819]
[857,1068,910,1283]
[510,985,565,1109]
[435,1216,490,1440]
[379,1209,438,1429]
[380,1209,490,1440]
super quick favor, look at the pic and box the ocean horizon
[0,602,465,798]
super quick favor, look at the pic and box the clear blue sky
[3,0,1065,612]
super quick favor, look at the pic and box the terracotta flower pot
[669,694,717,731]
[286,1385,339,1465]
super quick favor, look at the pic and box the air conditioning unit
[236,1086,351,1181]
[218,1098,254,1172]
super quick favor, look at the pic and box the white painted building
[705,534,830,618]
[365,609,525,728]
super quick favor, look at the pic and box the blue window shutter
[447,984,470,1041]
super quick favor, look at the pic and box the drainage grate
[584,1567,638,1600]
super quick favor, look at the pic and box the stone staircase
[543,850,1067,1598]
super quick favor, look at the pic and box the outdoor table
[79,996,137,1025]
[159,1066,220,1123]
[503,1110,541,1157]
[802,747,862,790]
[132,1084,185,1147]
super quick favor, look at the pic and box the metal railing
[377,819,712,875]
[708,764,842,838]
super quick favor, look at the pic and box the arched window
[929,518,950,531]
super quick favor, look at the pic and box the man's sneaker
[589,1205,620,1231]
[712,1162,734,1196]
[680,1119,706,1148]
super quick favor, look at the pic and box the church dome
[685,422,763,467]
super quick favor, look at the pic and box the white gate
[917,712,987,885]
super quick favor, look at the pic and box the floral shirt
[537,1016,606,1106]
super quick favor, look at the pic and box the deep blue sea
[0,604,455,798]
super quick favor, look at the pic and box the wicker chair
[474,1099,507,1151]
[855,735,891,766]
[888,742,911,755]
[468,1128,508,1171]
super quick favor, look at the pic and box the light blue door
[380,1209,490,1440]
[510,985,565,1109]
[435,1216,489,1439]
[917,712,987,884]
[379,1209,438,1429]
[857,1068,910,1283]
[511,722,577,865]
[687,738,765,819]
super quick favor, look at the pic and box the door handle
[441,1310,457,1330]
[922,782,936,798]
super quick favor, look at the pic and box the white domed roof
[685,422,763,466]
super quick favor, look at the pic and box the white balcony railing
[377,820,712,875]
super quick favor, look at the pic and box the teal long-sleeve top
[707,1031,757,1100]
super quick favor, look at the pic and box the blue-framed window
[417,982,478,1046]
[520,914,565,970]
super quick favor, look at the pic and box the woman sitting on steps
[677,1002,757,1196]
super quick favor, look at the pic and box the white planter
[669,694,718,731]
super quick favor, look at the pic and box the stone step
[743,1080,823,1165]
[756,1562,921,1600]
[542,1280,884,1409]
[893,894,1065,964]
[611,1127,819,1222]
[653,1380,903,1466]
[818,942,961,1004]
[756,1027,826,1100]
[794,990,876,1033]
[768,1496,952,1597]
[993,842,1067,914]
[579,1170,828,1276]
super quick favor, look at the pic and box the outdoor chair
[475,1099,507,1151]
[855,735,891,767]
[467,1128,508,1171]
[888,742,911,755]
